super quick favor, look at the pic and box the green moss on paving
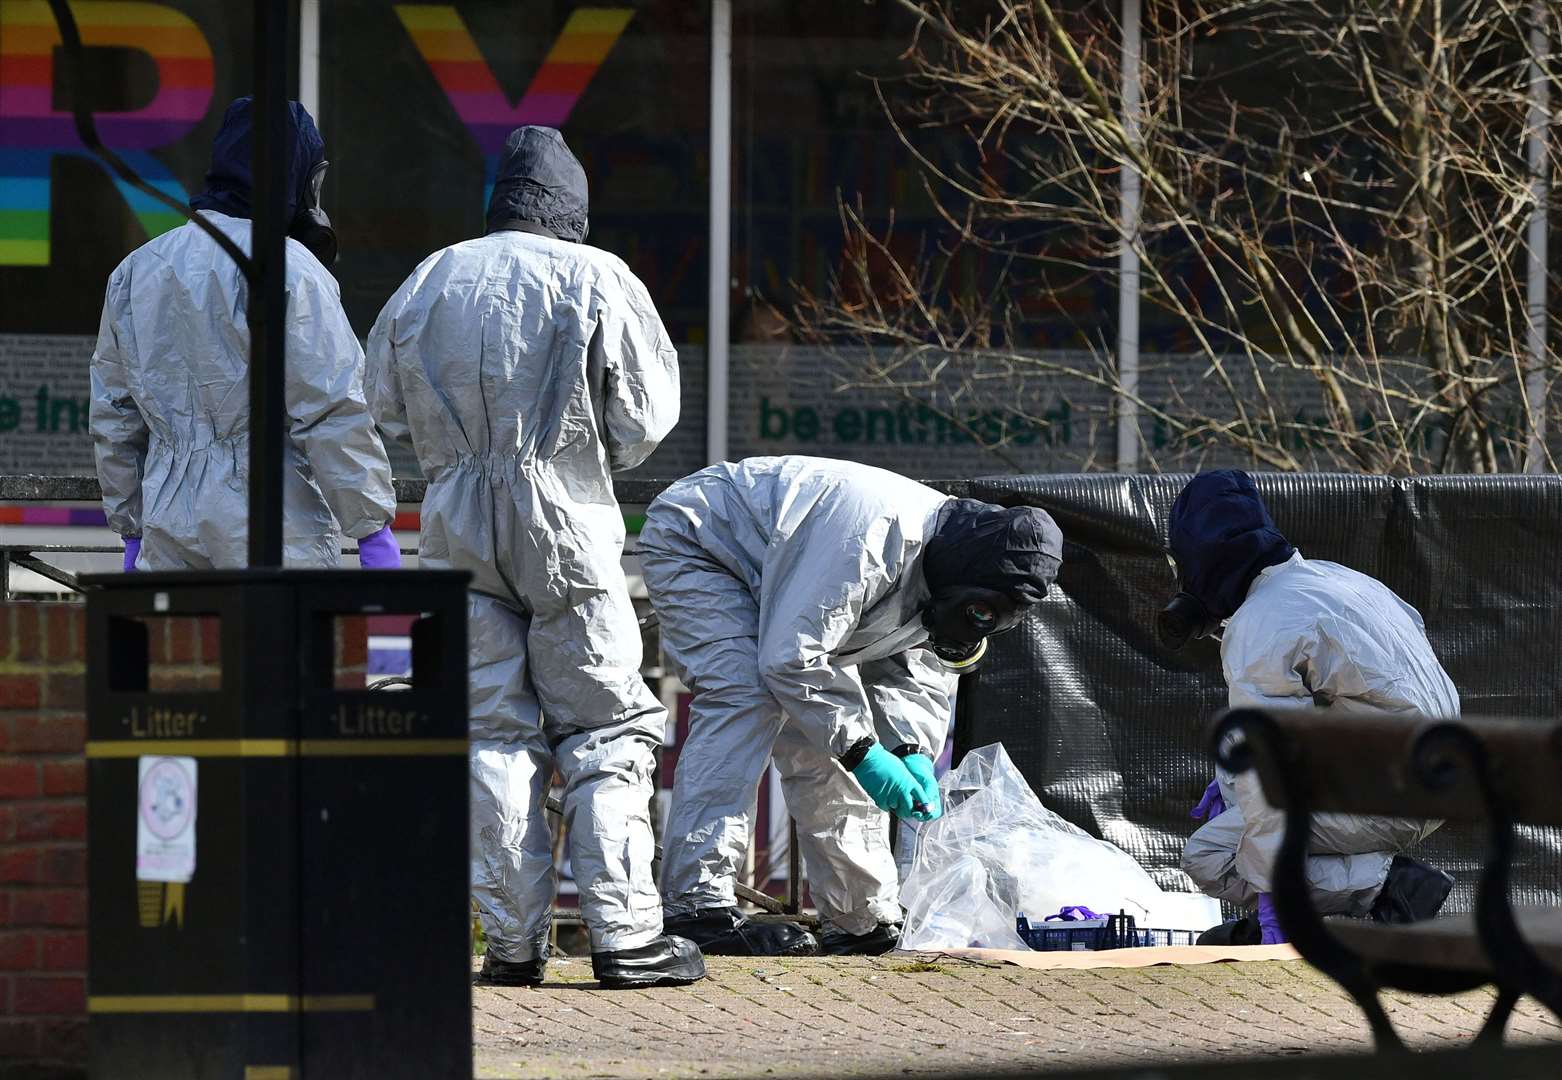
[891,960,948,973]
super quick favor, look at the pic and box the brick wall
[0,603,88,1076]
[0,602,369,1075]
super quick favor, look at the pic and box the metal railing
[0,474,757,598]
[0,473,973,507]
[0,472,977,596]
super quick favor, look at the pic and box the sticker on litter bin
[137,756,196,883]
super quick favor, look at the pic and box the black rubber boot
[592,934,707,990]
[477,953,546,987]
[1370,855,1454,925]
[819,922,901,956]
[1196,915,1262,947]
[663,906,818,957]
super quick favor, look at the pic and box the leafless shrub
[791,0,1561,473]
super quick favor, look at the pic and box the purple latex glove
[1256,893,1287,945]
[1190,779,1226,821]
[123,537,141,572]
[1045,906,1105,922]
[356,525,402,570]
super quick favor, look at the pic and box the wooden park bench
[1211,708,1562,1052]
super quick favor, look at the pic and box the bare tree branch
[788,0,1561,474]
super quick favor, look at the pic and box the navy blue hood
[189,97,325,224]
[486,126,589,242]
[923,500,1063,603]
[1167,470,1295,620]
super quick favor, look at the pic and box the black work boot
[1370,855,1454,925]
[477,953,546,987]
[1196,915,1262,947]
[592,934,707,990]
[819,922,901,956]
[663,906,818,956]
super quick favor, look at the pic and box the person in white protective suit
[638,456,1064,956]
[365,126,704,990]
[1158,470,1459,946]
[90,97,400,571]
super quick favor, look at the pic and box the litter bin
[83,568,472,1079]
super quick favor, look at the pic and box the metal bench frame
[1214,708,1562,1052]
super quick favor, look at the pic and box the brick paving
[471,954,1562,1079]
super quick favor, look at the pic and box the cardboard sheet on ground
[918,944,1301,969]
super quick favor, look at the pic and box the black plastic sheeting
[957,473,1562,910]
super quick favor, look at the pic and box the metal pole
[706,0,732,464]
[786,818,801,915]
[1526,5,1550,474]
[299,0,321,123]
[1116,0,1142,473]
[951,670,980,768]
[248,0,290,567]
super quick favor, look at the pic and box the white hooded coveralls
[639,456,959,934]
[91,212,396,567]
[366,212,679,958]
[1182,553,1460,914]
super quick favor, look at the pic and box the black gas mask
[1155,554,1221,651]
[1155,591,1221,651]
[288,159,338,268]
[922,586,1027,673]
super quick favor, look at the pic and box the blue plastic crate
[1017,912,1199,951]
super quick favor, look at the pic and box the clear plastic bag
[898,743,1172,951]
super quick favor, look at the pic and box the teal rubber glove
[849,744,921,819]
[901,753,943,822]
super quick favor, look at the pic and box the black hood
[1167,470,1295,621]
[189,97,325,224]
[485,126,589,242]
[923,500,1064,604]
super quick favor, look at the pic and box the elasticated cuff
[839,736,876,771]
